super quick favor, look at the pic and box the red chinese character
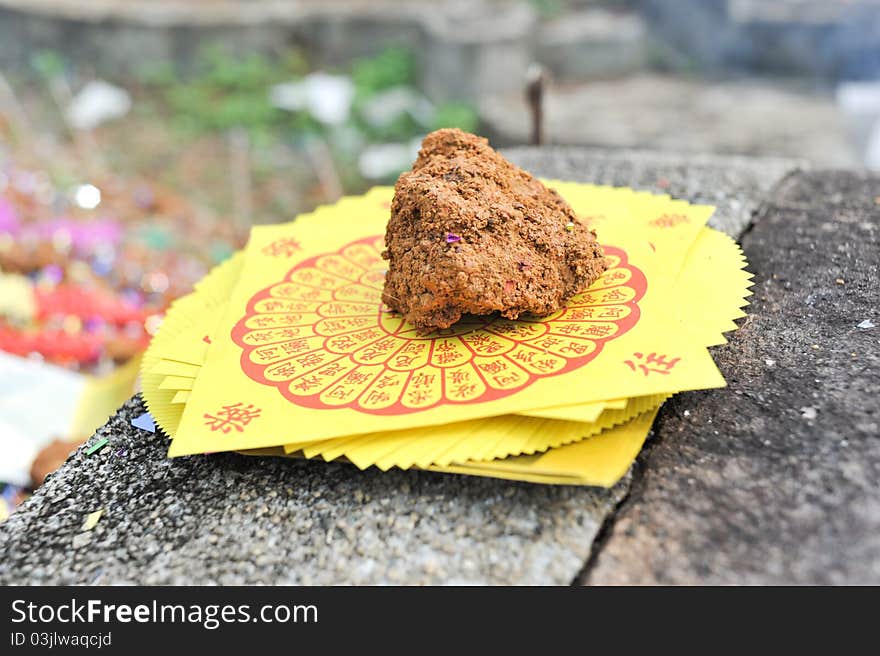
[601,289,627,303]
[322,303,348,316]
[299,288,321,300]
[435,350,461,364]
[359,346,386,361]
[323,320,346,333]
[203,403,261,433]
[296,352,325,368]
[451,383,479,398]
[344,371,371,385]
[493,372,522,387]
[534,337,561,349]
[375,375,400,389]
[359,329,381,341]
[567,308,594,320]
[463,334,491,348]
[363,390,391,405]
[624,352,681,376]
[481,340,504,354]
[268,361,300,379]
[581,324,614,338]
[317,362,345,377]
[510,349,534,363]
[326,385,355,400]
[293,375,322,392]
[255,346,279,361]
[556,323,582,335]
[534,358,557,372]
[406,389,432,405]
[448,370,470,385]
[281,339,310,354]
[393,354,418,367]
[411,372,436,388]
[478,361,507,375]
[649,214,689,229]
[500,325,537,338]
[262,237,302,257]
[332,335,358,351]
[560,341,591,355]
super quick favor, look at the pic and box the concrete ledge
[584,169,880,584]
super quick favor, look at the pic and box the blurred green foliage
[434,102,479,133]
[27,45,480,195]
[351,48,415,96]
[138,45,477,144]
[30,50,65,79]
[139,45,316,139]
[524,0,563,19]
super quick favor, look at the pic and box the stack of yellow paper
[141,183,752,487]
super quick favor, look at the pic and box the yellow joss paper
[146,221,745,430]
[140,183,753,486]
[427,408,661,487]
[240,408,661,488]
[168,185,729,457]
[294,393,667,471]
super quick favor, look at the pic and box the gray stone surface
[505,146,803,237]
[638,0,880,80]
[583,170,880,585]
[0,147,801,585]
[0,397,628,585]
[537,9,647,81]
[485,76,857,168]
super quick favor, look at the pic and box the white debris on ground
[270,73,354,126]
[66,80,131,131]
[836,82,880,170]
[856,319,876,329]
[360,86,435,129]
[358,138,422,180]
[81,509,104,532]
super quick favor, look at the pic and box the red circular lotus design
[232,236,646,415]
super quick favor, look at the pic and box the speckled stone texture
[584,170,880,585]
[0,397,630,585]
[505,146,803,237]
[0,147,808,585]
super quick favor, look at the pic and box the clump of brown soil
[382,128,606,333]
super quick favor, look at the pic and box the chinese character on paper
[648,214,689,229]
[203,403,262,433]
[624,352,681,376]
[262,237,302,257]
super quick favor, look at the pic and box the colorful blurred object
[0,151,245,516]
